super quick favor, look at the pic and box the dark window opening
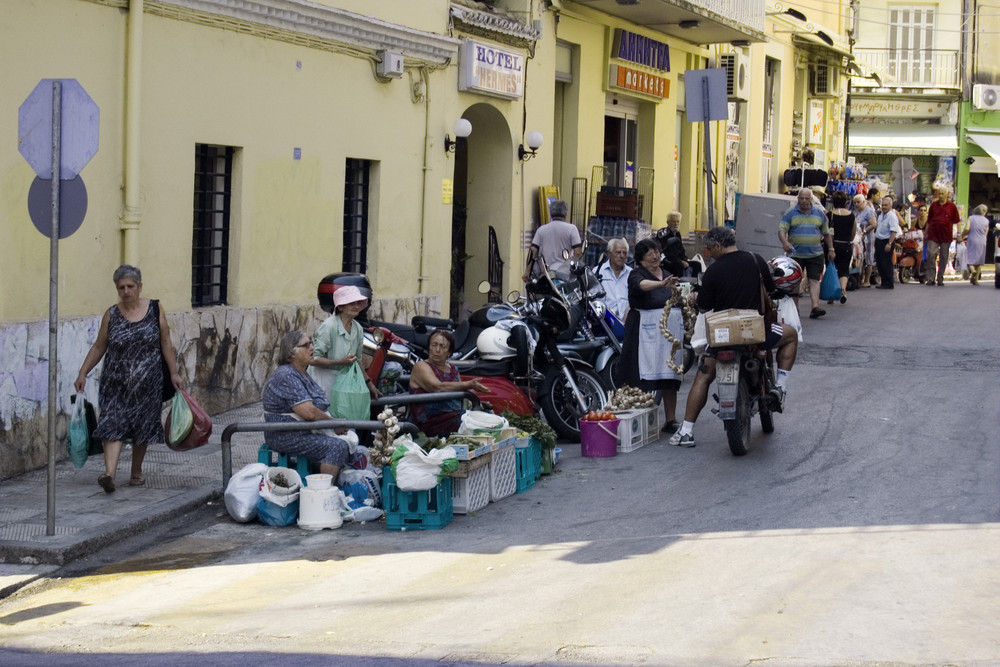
[343,158,371,274]
[192,144,233,307]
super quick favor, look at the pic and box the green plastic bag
[67,394,90,469]
[329,361,371,421]
[167,391,194,446]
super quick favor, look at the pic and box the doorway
[604,96,639,189]
[450,104,513,321]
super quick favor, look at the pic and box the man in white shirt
[873,196,902,290]
[597,237,631,320]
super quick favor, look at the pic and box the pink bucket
[579,419,619,458]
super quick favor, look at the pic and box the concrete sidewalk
[0,402,270,594]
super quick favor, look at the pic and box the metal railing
[852,48,959,89]
[695,0,765,32]
[220,391,481,488]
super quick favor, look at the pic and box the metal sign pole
[702,77,716,228]
[46,80,62,536]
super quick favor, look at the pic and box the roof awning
[966,132,1000,177]
[848,124,957,156]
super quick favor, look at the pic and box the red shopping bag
[164,389,213,451]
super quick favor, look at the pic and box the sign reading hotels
[608,29,670,100]
[459,39,524,99]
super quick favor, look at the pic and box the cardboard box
[446,435,495,460]
[447,452,492,478]
[705,309,765,347]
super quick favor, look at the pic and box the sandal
[661,420,680,435]
[128,475,145,487]
[98,474,116,494]
[809,307,826,319]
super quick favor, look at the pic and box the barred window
[343,158,370,274]
[192,144,233,307]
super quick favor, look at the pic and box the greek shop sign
[609,64,669,99]
[459,39,524,99]
[612,29,670,72]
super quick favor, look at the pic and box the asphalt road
[1,280,997,666]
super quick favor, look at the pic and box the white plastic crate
[643,406,663,443]
[489,443,517,502]
[616,409,645,453]
[451,464,490,514]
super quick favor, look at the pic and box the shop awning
[966,132,1000,177]
[848,124,958,156]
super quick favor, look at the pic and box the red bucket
[579,418,619,458]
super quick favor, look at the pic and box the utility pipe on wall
[121,0,144,265]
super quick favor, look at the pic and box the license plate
[717,362,737,384]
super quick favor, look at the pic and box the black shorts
[795,255,825,280]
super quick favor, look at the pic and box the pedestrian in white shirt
[597,237,631,320]
[874,196,902,290]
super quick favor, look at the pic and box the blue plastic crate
[258,443,311,484]
[382,466,453,530]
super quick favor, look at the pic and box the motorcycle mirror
[477,280,491,295]
[370,327,385,345]
[507,290,521,303]
[562,248,571,260]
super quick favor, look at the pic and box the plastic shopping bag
[390,442,459,491]
[164,390,213,451]
[691,310,709,356]
[67,394,90,469]
[775,296,803,343]
[166,391,193,446]
[329,362,371,421]
[819,261,842,301]
[224,463,268,523]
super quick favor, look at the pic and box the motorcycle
[558,257,622,390]
[457,264,607,440]
[712,343,778,456]
[895,236,923,284]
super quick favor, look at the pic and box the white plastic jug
[298,486,346,530]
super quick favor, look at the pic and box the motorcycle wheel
[899,266,912,284]
[598,352,620,392]
[723,380,752,456]
[540,366,608,441]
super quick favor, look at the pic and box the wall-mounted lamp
[678,20,700,29]
[444,118,472,154]
[767,7,807,22]
[814,30,834,47]
[965,156,976,165]
[519,130,544,161]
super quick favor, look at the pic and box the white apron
[638,307,684,381]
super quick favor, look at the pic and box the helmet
[769,257,803,295]
[476,320,534,361]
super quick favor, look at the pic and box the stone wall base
[0,295,439,479]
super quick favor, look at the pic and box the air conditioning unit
[376,50,404,79]
[809,61,836,96]
[973,84,1000,111]
[717,52,750,101]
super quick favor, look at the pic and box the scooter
[895,237,922,283]
[712,343,778,456]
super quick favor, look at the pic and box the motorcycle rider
[668,226,799,448]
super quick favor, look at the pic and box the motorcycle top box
[318,273,373,314]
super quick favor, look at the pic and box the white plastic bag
[259,466,302,507]
[691,310,709,356]
[224,463,268,523]
[458,411,508,436]
[776,296,803,343]
[393,443,458,491]
[955,242,968,273]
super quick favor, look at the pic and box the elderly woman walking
[963,204,991,285]
[75,265,183,493]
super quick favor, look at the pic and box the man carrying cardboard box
[668,227,798,448]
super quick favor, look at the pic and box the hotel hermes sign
[608,29,670,100]
[459,39,524,99]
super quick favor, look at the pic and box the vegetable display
[581,411,616,422]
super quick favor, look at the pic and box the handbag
[163,389,213,451]
[754,254,778,324]
[150,300,175,402]
[329,361,372,420]
[67,394,90,469]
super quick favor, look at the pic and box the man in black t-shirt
[668,226,798,448]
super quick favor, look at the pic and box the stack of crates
[382,466,454,530]
[451,455,492,515]
[615,410,646,453]
[489,438,518,502]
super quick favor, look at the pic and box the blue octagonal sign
[18,79,99,180]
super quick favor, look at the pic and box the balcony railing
[852,48,959,89]
[695,0,765,32]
